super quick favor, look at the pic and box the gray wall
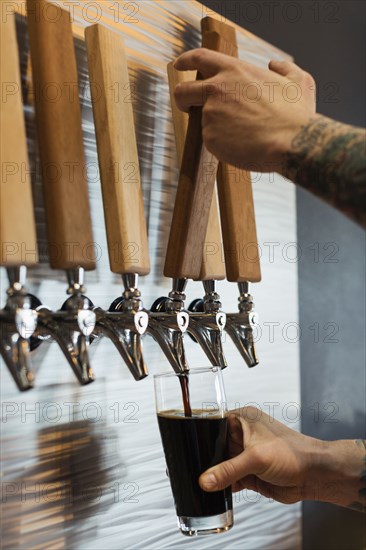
[201,1,366,548]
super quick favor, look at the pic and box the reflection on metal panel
[1,2,301,549]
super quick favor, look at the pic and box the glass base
[177,510,233,536]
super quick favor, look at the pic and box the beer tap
[148,278,190,374]
[167,60,227,369]
[26,0,97,384]
[85,24,149,380]
[0,13,38,391]
[203,18,262,367]
[160,27,233,372]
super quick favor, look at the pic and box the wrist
[273,113,325,179]
[303,438,365,509]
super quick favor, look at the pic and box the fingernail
[201,472,217,490]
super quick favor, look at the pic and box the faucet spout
[0,326,35,391]
[147,311,189,373]
[0,273,38,390]
[93,307,149,380]
[35,297,96,385]
[225,312,259,368]
[187,312,227,369]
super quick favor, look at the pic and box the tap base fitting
[238,292,254,313]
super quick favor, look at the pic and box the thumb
[199,450,258,492]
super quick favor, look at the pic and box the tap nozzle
[94,273,149,381]
[0,268,38,390]
[187,279,227,369]
[32,268,96,385]
[148,278,189,373]
[225,282,259,368]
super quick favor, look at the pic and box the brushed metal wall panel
[1,2,301,548]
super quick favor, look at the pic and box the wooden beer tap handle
[27,0,95,271]
[0,13,38,267]
[164,20,237,280]
[167,63,224,281]
[85,24,150,276]
[202,17,261,283]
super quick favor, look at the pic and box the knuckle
[191,48,207,64]
[242,406,262,422]
[174,83,183,97]
[281,61,293,72]
[204,81,220,97]
[302,71,315,86]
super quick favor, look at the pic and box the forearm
[305,438,366,511]
[281,114,366,228]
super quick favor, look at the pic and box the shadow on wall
[1,419,124,549]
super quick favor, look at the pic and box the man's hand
[174,49,316,172]
[199,407,366,512]
[174,49,366,228]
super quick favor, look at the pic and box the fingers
[174,48,234,78]
[269,59,315,88]
[269,59,302,78]
[232,475,304,504]
[174,81,206,112]
[232,474,257,493]
[253,479,304,504]
[199,449,261,492]
[227,414,244,455]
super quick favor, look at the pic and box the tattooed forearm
[284,115,366,228]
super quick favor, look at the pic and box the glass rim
[153,366,222,379]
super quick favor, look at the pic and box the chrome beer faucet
[31,268,96,384]
[148,279,189,373]
[225,282,259,368]
[85,24,151,380]
[92,274,149,381]
[0,268,38,391]
[27,3,98,384]
[188,280,227,369]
